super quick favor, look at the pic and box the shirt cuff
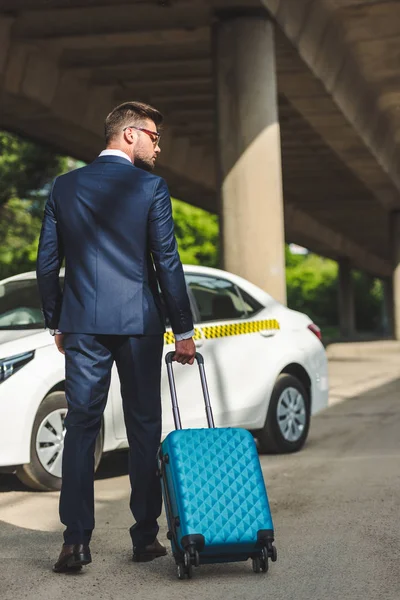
[174,329,195,341]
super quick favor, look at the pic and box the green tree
[0,131,67,207]
[353,270,383,332]
[0,198,42,280]
[286,253,338,327]
[285,250,384,336]
[285,244,306,269]
[172,198,219,268]
[0,131,68,280]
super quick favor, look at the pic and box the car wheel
[257,374,310,454]
[16,391,103,492]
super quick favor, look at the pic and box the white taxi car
[0,266,329,491]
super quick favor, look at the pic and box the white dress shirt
[99,149,132,162]
[97,150,194,341]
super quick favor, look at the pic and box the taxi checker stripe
[163,319,280,345]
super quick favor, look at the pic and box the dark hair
[104,101,163,144]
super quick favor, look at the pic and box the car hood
[0,329,52,359]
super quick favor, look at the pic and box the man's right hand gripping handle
[173,338,196,365]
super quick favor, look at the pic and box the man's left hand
[55,333,65,355]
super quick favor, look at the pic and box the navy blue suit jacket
[36,155,194,336]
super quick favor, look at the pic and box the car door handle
[195,339,204,348]
[259,330,276,338]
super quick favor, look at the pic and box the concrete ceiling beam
[31,27,211,52]
[68,59,212,82]
[263,0,400,202]
[285,203,392,277]
[14,3,210,38]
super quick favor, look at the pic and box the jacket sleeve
[148,178,194,335]
[36,178,64,329]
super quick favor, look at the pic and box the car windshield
[0,278,46,330]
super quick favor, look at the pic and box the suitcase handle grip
[165,351,215,430]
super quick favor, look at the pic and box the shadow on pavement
[0,474,32,494]
[0,449,130,493]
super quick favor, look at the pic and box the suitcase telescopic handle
[165,351,215,430]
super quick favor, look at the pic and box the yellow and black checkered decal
[164,319,280,345]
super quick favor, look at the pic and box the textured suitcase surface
[161,427,274,559]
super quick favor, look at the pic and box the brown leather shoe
[132,538,167,562]
[53,544,92,573]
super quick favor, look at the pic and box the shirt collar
[99,149,132,163]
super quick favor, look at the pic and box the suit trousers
[60,333,164,548]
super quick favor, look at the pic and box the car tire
[257,374,310,454]
[16,391,103,492]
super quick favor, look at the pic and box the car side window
[237,287,264,316]
[0,278,62,330]
[185,274,247,323]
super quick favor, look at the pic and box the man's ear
[124,128,137,147]
[122,128,131,144]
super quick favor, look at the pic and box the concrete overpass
[1,0,400,337]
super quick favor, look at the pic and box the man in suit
[36,101,196,573]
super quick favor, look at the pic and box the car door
[185,273,281,429]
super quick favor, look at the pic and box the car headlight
[0,351,35,383]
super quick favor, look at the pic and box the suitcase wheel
[253,555,269,574]
[177,562,192,580]
[263,542,277,563]
[265,543,277,562]
[177,563,186,580]
[261,559,269,573]
[184,548,200,568]
[184,551,190,569]
[252,557,261,573]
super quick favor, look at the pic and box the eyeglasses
[123,125,161,147]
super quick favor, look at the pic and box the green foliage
[286,253,338,327]
[353,270,383,331]
[0,198,42,280]
[0,131,67,207]
[286,251,384,335]
[172,198,219,268]
[285,245,306,269]
[0,131,71,280]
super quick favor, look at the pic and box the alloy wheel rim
[36,408,67,478]
[276,387,306,442]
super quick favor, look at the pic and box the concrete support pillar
[391,211,400,340]
[338,258,355,338]
[382,278,394,337]
[214,12,286,304]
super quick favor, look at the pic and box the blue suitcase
[158,352,277,579]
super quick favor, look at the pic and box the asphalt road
[1,342,400,600]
